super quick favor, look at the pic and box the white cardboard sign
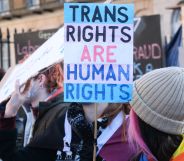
[0,27,64,103]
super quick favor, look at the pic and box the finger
[15,80,20,94]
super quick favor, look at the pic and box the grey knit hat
[130,67,184,135]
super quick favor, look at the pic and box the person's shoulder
[45,101,71,121]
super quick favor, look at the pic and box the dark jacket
[0,93,93,161]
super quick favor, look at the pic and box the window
[0,0,10,13]
[27,0,40,8]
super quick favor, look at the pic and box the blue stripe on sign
[64,83,132,102]
[64,3,134,24]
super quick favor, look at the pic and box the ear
[38,74,46,86]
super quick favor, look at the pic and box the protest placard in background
[64,3,134,102]
[0,27,64,103]
[133,15,164,80]
[14,28,57,63]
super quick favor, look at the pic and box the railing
[0,28,11,70]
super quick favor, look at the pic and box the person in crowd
[0,63,105,161]
[97,103,134,161]
[128,67,184,161]
[0,68,5,81]
[67,102,134,161]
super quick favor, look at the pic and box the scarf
[170,135,184,161]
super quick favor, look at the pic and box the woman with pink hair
[128,67,184,161]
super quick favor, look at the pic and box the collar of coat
[31,88,64,118]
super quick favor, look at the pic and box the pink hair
[128,109,157,160]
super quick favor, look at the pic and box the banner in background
[134,15,164,80]
[14,28,57,63]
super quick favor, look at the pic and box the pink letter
[81,45,91,62]
[152,43,161,59]
[94,45,104,62]
[107,45,117,63]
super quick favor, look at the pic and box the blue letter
[76,84,80,99]
[146,64,153,73]
[95,84,105,100]
[67,64,77,80]
[92,64,104,80]
[118,64,129,81]
[119,84,130,100]
[79,64,90,80]
[133,62,143,80]
[106,64,116,81]
[82,84,93,100]
[66,83,75,99]
[107,84,117,100]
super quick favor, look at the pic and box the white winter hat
[130,67,184,134]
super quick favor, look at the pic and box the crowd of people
[0,63,183,161]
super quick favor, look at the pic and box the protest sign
[134,15,164,80]
[64,3,134,102]
[0,27,64,103]
[14,28,57,63]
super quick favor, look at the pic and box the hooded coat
[0,93,94,161]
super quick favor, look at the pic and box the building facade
[0,0,182,69]
[0,0,64,69]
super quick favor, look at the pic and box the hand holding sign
[4,80,27,118]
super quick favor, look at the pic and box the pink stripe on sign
[64,23,133,44]
[64,63,133,84]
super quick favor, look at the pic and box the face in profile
[23,74,45,104]
[27,78,40,102]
